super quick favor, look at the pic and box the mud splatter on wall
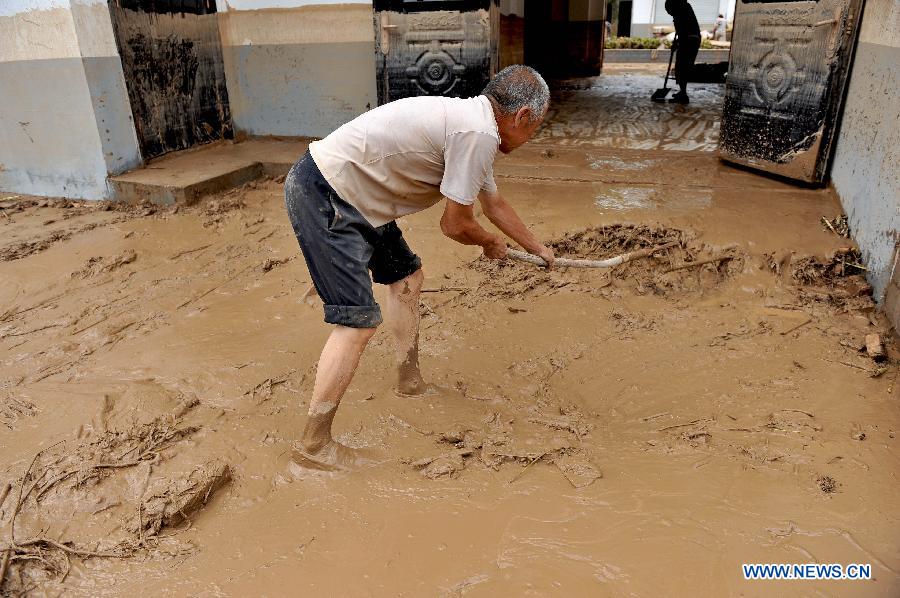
[109,0,232,159]
[830,0,900,321]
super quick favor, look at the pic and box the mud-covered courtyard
[1,71,898,596]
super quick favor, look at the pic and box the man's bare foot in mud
[292,404,377,471]
[291,440,376,471]
[397,364,429,396]
[395,377,464,399]
[396,354,438,396]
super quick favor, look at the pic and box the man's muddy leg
[296,325,376,469]
[386,268,426,395]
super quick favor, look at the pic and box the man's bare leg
[295,325,377,469]
[385,268,427,395]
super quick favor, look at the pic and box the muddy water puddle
[1,150,899,596]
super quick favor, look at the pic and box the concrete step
[109,138,309,204]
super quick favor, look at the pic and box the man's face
[498,105,547,154]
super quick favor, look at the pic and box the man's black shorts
[284,150,422,328]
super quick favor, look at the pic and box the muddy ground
[1,74,899,596]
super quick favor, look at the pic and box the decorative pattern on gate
[404,12,467,95]
[406,42,467,94]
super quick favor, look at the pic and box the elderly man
[284,65,553,470]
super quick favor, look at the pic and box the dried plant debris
[1,395,38,430]
[554,454,603,489]
[1,225,102,262]
[72,249,137,279]
[132,460,231,535]
[817,475,838,494]
[821,214,850,238]
[788,248,867,285]
[767,248,874,310]
[0,400,228,592]
[408,449,476,480]
[203,197,246,216]
[261,257,291,273]
[407,428,600,488]
[527,414,594,438]
[471,224,740,300]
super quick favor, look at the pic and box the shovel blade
[650,87,671,102]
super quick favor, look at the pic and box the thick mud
[1,141,899,595]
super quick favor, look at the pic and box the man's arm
[440,199,508,259]
[478,190,555,266]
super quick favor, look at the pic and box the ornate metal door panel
[719,0,863,183]
[373,0,499,105]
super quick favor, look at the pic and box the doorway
[524,0,606,79]
[617,1,632,37]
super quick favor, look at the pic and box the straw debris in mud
[471,224,741,300]
[767,247,875,311]
[0,402,229,593]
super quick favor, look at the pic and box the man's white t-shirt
[309,95,499,228]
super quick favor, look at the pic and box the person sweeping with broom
[665,0,702,104]
[283,65,554,470]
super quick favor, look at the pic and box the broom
[651,35,677,103]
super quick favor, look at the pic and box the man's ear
[514,106,532,128]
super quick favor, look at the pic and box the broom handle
[664,34,678,87]
[507,241,679,269]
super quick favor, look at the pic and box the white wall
[631,0,653,26]
[831,0,900,305]
[217,0,368,9]
[215,0,377,138]
[631,0,735,34]
[500,0,525,17]
[0,0,140,199]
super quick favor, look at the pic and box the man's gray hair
[482,65,549,122]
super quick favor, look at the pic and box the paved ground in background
[538,67,724,152]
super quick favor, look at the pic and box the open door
[373,0,499,105]
[108,0,231,160]
[719,0,863,183]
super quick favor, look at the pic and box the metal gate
[373,0,499,105]
[108,0,232,160]
[719,0,864,183]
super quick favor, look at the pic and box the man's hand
[535,244,555,269]
[482,235,508,260]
